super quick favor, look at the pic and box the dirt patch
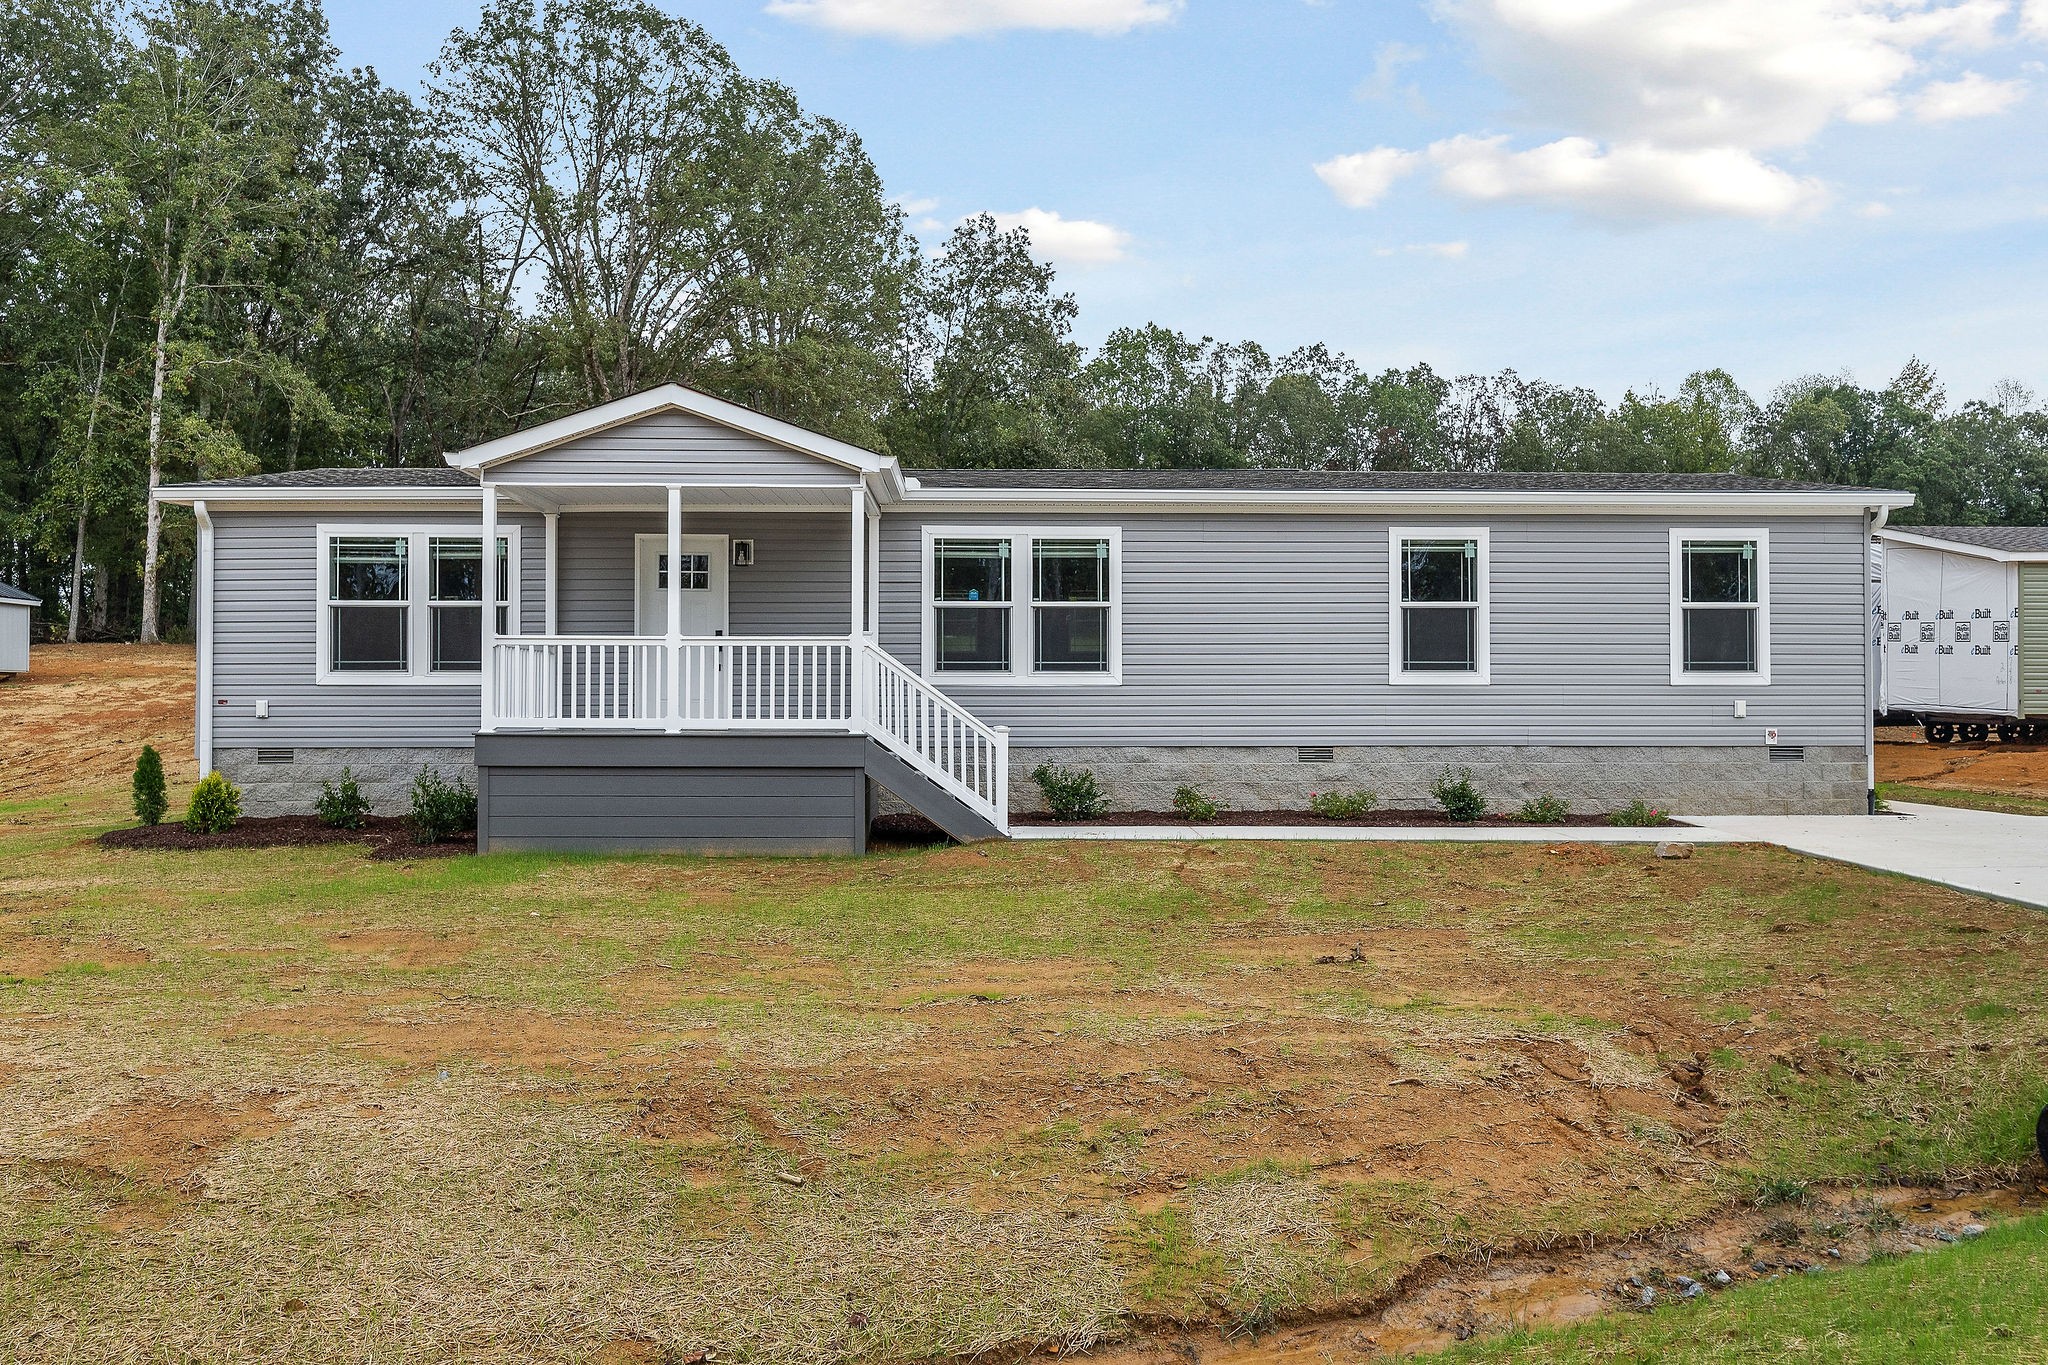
[1013,809,1674,829]
[98,815,470,860]
[55,1092,293,1182]
[1878,732,2048,797]
[224,999,662,1072]
[0,644,198,803]
[1076,1182,2048,1362]
[0,933,150,979]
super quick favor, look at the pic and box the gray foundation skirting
[1009,744,1869,818]
[214,747,477,817]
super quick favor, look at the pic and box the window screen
[329,537,407,672]
[1399,538,1479,672]
[1680,540,1759,672]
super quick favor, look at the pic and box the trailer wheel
[1927,721,1956,744]
[1961,722,1990,745]
[1997,722,2023,744]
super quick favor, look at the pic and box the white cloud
[1376,240,1472,258]
[2026,0,2048,38]
[894,195,940,215]
[1355,40,1427,102]
[986,208,1133,265]
[1909,70,2028,119]
[764,0,1181,40]
[1313,148,1422,208]
[1857,200,1895,217]
[1426,135,1828,220]
[1319,0,2032,221]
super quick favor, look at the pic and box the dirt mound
[1877,731,2048,797]
[99,815,469,859]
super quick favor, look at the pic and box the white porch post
[850,486,868,728]
[543,511,559,635]
[666,484,683,731]
[866,505,880,639]
[480,479,498,733]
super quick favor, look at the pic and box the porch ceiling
[495,484,857,514]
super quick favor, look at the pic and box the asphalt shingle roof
[908,468,1895,494]
[0,582,39,604]
[1899,525,2048,553]
[166,467,476,491]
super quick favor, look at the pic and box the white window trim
[1670,526,1771,686]
[1388,526,1491,686]
[314,523,520,687]
[919,525,1123,686]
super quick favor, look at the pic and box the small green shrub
[1430,767,1488,822]
[407,768,477,844]
[1308,790,1379,819]
[315,767,371,830]
[1171,785,1219,822]
[1031,764,1106,821]
[131,744,167,826]
[1515,792,1571,824]
[183,771,242,835]
[1608,798,1668,827]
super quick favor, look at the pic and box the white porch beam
[866,501,881,640]
[666,484,683,729]
[194,500,214,775]
[544,511,559,635]
[480,480,498,733]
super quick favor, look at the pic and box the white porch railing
[486,635,1008,832]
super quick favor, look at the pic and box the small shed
[1875,525,2048,739]
[0,582,38,676]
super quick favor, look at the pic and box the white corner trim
[312,522,521,688]
[1388,525,1491,686]
[919,524,1124,687]
[194,501,214,776]
[445,383,892,475]
[1669,527,1771,686]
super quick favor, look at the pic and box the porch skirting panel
[1008,744,1869,817]
[474,733,868,855]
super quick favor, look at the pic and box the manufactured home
[1876,525,2048,741]
[155,384,1913,853]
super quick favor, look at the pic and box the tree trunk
[69,323,114,644]
[139,306,170,644]
[67,510,88,643]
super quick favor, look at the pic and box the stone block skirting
[215,747,478,817]
[1009,744,1869,818]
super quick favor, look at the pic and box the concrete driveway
[1684,801,2048,912]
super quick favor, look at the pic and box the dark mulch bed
[1011,808,1677,829]
[97,815,472,860]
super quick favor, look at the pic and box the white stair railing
[858,641,1009,834]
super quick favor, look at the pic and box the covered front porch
[475,474,1007,841]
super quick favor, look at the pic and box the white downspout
[480,480,498,734]
[194,500,213,777]
[1866,504,1890,813]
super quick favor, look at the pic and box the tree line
[4,0,2045,642]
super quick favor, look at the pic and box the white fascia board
[446,383,891,476]
[152,487,482,510]
[898,488,1917,516]
[1874,528,2048,563]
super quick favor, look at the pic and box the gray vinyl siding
[208,508,542,749]
[491,410,859,487]
[876,511,1872,747]
[555,511,851,636]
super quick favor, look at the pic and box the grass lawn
[3,650,2047,1363]
[1436,1211,2048,1363]
[1879,782,2048,818]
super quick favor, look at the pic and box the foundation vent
[1296,746,1336,764]
[1767,746,1807,763]
[255,748,295,765]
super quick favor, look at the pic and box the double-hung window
[925,529,1121,682]
[1672,530,1769,683]
[319,527,516,683]
[1390,528,1489,684]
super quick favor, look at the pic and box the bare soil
[1013,809,1671,828]
[0,644,198,802]
[1877,727,2048,798]
[97,815,469,859]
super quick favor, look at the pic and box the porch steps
[864,738,1006,843]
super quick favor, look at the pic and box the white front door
[635,534,730,638]
[636,534,731,717]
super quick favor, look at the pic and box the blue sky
[326,0,2048,404]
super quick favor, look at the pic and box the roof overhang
[152,486,482,510]
[446,383,897,479]
[1876,527,2048,563]
[899,484,1917,517]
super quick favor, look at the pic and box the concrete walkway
[1010,823,1735,844]
[1683,801,2048,912]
